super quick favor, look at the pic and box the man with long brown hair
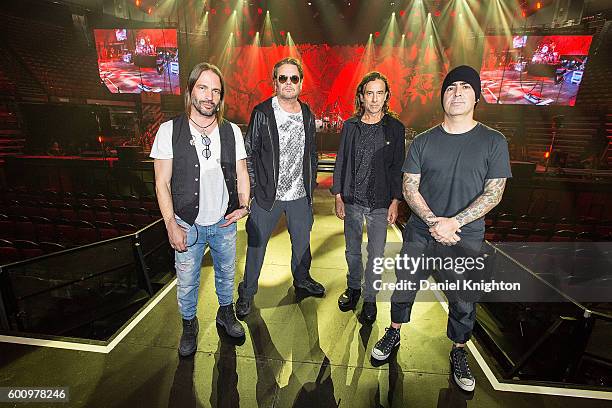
[331,71,405,324]
[151,62,250,356]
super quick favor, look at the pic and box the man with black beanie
[371,65,512,392]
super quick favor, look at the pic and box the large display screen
[480,35,592,106]
[215,44,449,126]
[94,29,179,94]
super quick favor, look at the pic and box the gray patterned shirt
[272,96,306,200]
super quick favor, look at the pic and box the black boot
[236,282,252,318]
[216,304,245,338]
[359,301,377,324]
[294,276,325,296]
[338,288,361,311]
[178,316,199,357]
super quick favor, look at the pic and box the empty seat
[485,226,507,242]
[73,220,97,245]
[494,213,515,229]
[39,241,66,254]
[505,228,531,242]
[0,213,14,240]
[130,207,151,226]
[95,221,120,240]
[516,214,538,230]
[116,222,137,235]
[13,239,44,259]
[0,239,20,264]
[11,215,36,241]
[526,228,552,242]
[30,216,57,242]
[550,229,576,242]
[76,203,95,222]
[92,207,112,226]
[576,231,599,242]
[111,207,131,224]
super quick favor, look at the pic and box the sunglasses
[277,74,300,84]
[200,133,211,159]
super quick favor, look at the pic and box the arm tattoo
[455,178,507,227]
[403,173,438,227]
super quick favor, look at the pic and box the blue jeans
[175,216,237,320]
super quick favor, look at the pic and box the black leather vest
[171,114,239,226]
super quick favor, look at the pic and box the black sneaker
[371,327,401,360]
[359,301,377,324]
[338,287,361,311]
[294,276,325,296]
[216,304,246,338]
[450,346,475,392]
[178,316,199,357]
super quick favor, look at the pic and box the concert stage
[0,175,610,406]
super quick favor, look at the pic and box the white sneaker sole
[371,341,400,360]
[452,373,475,392]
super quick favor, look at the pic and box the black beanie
[441,65,481,107]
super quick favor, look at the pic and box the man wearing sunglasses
[151,62,251,356]
[332,72,405,325]
[236,57,323,318]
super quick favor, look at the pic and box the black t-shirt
[354,120,382,207]
[403,122,512,236]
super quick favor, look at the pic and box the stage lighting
[399,10,405,17]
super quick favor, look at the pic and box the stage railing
[0,219,173,341]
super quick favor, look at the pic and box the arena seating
[0,189,161,263]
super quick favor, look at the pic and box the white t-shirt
[150,118,247,226]
[272,96,306,201]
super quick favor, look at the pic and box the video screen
[480,35,592,106]
[94,29,180,94]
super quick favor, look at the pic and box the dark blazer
[331,113,405,209]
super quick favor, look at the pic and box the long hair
[184,62,225,124]
[353,71,396,118]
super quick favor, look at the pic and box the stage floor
[0,174,609,407]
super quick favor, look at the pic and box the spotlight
[399,10,405,17]
[147,7,152,14]
[135,0,140,6]
[308,1,312,5]
[434,10,441,17]
[536,2,541,9]
[257,7,262,14]
[374,31,380,37]
[211,8,216,14]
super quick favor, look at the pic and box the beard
[192,97,217,117]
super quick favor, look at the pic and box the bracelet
[239,205,250,214]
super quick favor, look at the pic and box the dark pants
[344,203,388,301]
[239,196,313,298]
[390,225,484,344]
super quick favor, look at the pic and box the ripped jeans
[174,216,237,320]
